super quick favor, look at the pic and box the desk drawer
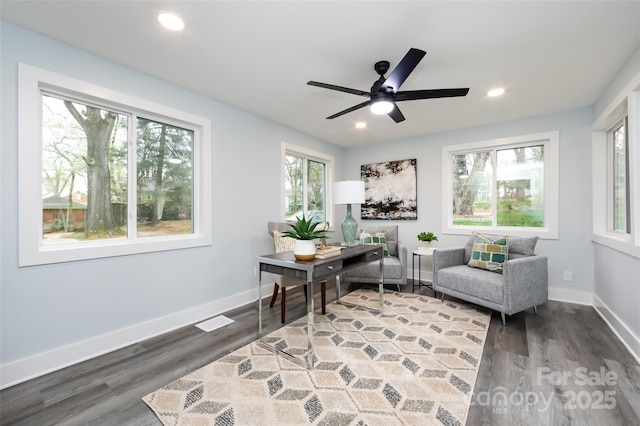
[315,259,343,277]
[364,248,383,261]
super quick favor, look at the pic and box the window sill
[444,226,558,240]
[592,233,640,259]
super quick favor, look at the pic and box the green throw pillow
[467,233,509,274]
[360,230,390,257]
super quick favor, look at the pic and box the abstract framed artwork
[361,158,417,220]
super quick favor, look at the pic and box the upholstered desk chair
[267,222,326,323]
[341,225,408,291]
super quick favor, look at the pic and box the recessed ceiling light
[487,88,506,97]
[158,12,185,31]
[355,122,367,129]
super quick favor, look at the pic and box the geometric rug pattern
[143,289,490,425]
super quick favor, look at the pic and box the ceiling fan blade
[307,81,370,97]
[382,48,426,92]
[395,88,469,101]
[388,104,405,123]
[326,101,371,119]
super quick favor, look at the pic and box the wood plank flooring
[1,281,638,425]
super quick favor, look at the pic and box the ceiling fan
[307,48,469,123]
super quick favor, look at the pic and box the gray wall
[344,108,595,300]
[2,21,638,385]
[592,45,640,354]
[0,22,345,372]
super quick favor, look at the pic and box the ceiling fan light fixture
[370,100,394,115]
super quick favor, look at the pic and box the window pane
[136,118,193,237]
[284,154,303,220]
[496,145,545,227]
[307,159,326,223]
[42,94,128,243]
[613,122,628,232]
[452,152,492,226]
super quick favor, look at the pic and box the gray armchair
[341,225,408,291]
[433,233,548,325]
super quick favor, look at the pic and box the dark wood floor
[1,281,639,426]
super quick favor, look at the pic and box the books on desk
[315,246,342,259]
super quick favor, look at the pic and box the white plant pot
[421,241,431,250]
[294,239,316,261]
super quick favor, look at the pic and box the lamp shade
[333,180,365,205]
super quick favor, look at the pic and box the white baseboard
[3,284,636,389]
[593,295,640,364]
[548,286,594,305]
[0,284,274,389]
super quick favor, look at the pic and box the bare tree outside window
[136,118,193,237]
[451,145,545,228]
[612,118,630,233]
[452,152,492,225]
[41,94,194,243]
[307,159,325,215]
[284,153,326,224]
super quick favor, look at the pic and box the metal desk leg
[335,257,384,313]
[306,272,315,369]
[257,261,263,339]
[378,254,384,308]
[257,262,312,369]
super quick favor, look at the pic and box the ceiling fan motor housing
[307,47,468,123]
[374,60,390,76]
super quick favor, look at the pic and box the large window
[443,131,559,238]
[19,64,212,266]
[592,88,640,258]
[592,88,639,258]
[281,143,333,226]
[610,117,630,234]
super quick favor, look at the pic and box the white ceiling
[2,1,639,148]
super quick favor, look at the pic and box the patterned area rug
[143,289,490,425]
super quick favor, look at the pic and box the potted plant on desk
[282,215,327,260]
[417,232,438,250]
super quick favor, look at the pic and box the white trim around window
[280,142,334,229]
[442,131,560,239]
[592,80,640,259]
[18,63,212,266]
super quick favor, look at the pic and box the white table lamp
[333,180,365,246]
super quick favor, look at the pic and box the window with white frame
[442,131,559,239]
[610,116,630,234]
[281,142,334,226]
[18,64,212,266]
[592,87,639,258]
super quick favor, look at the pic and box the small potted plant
[283,215,327,260]
[417,232,438,250]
